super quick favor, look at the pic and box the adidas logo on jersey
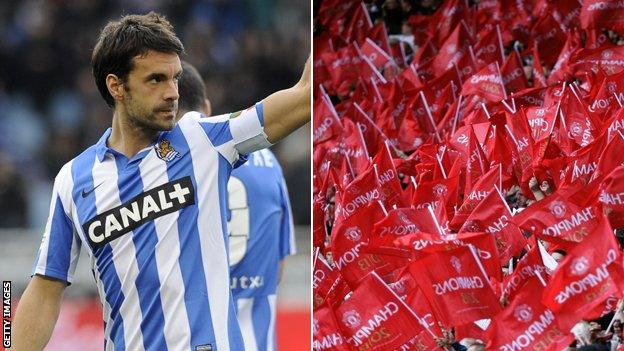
[84,177,195,247]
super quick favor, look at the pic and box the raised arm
[12,275,67,350]
[262,56,311,143]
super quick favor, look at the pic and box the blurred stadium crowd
[0,0,310,229]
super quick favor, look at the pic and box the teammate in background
[177,61,296,351]
[12,12,309,351]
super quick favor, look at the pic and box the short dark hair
[91,12,185,107]
[178,61,207,112]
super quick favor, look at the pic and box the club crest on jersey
[154,139,180,162]
[83,177,195,248]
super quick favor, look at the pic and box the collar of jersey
[95,127,162,162]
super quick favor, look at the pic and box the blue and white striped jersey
[227,149,296,351]
[33,103,267,351]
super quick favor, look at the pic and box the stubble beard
[124,92,177,133]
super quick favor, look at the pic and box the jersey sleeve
[277,170,296,260]
[198,102,271,167]
[32,168,81,284]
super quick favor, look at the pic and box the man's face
[122,50,182,131]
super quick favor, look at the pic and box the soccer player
[176,61,296,351]
[12,12,309,351]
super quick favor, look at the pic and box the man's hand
[12,275,67,350]
[262,56,311,143]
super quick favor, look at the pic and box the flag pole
[495,61,508,99]
[451,95,463,136]
[427,205,446,237]
[495,24,506,65]
[420,91,443,143]
[356,122,372,163]
[469,244,495,290]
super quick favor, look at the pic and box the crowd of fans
[0,0,310,229]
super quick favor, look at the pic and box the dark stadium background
[0,1,311,350]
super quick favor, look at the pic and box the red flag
[594,130,624,182]
[485,124,517,180]
[313,195,326,243]
[330,203,387,288]
[532,44,547,88]
[512,184,601,244]
[407,14,433,47]
[562,132,607,186]
[336,273,437,350]
[605,107,624,141]
[529,14,566,67]
[313,306,351,351]
[501,50,529,94]
[364,22,392,55]
[464,125,491,191]
[454,47,479,83]
[584,294,621,321]
[374,207,441,240]
[523,103,558,143]
[588,69,624,119]
[559,86,601,150]
[389,42,407,70]
[427,67,463,103]
[398,64,423,90]
[321,46,361,96]
[551,0,582,30]
[342,2,372,43]
[473,27,503,66]
[412,38,438,67]
[317,0,358,26]
[571,45,624,76]
[505,109,535,185]
[412,175,460,213]
[358,38,396,73]
[447,232,504,281]
[542,217,624,317]
[450,165,500,230]
[460,189,526,263]
[343,103,383,158]
[580,0,624,34]
[487,276,575,351]
[396,231,502,281]
[584,28,611,50]
[460,61,506,101]
[314,96,344,146]
[547,31,581,84]
[432,22,474,76]
[335,163,381,222]
[371,142,404,207]
[313,250,352,310]
[314,34,334,88]
[428,0,472,46]
[338,118,370,176]
[599,165,624,229]
[409,245,502,326]
[386,268,442,338]
[502,245,549,301]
